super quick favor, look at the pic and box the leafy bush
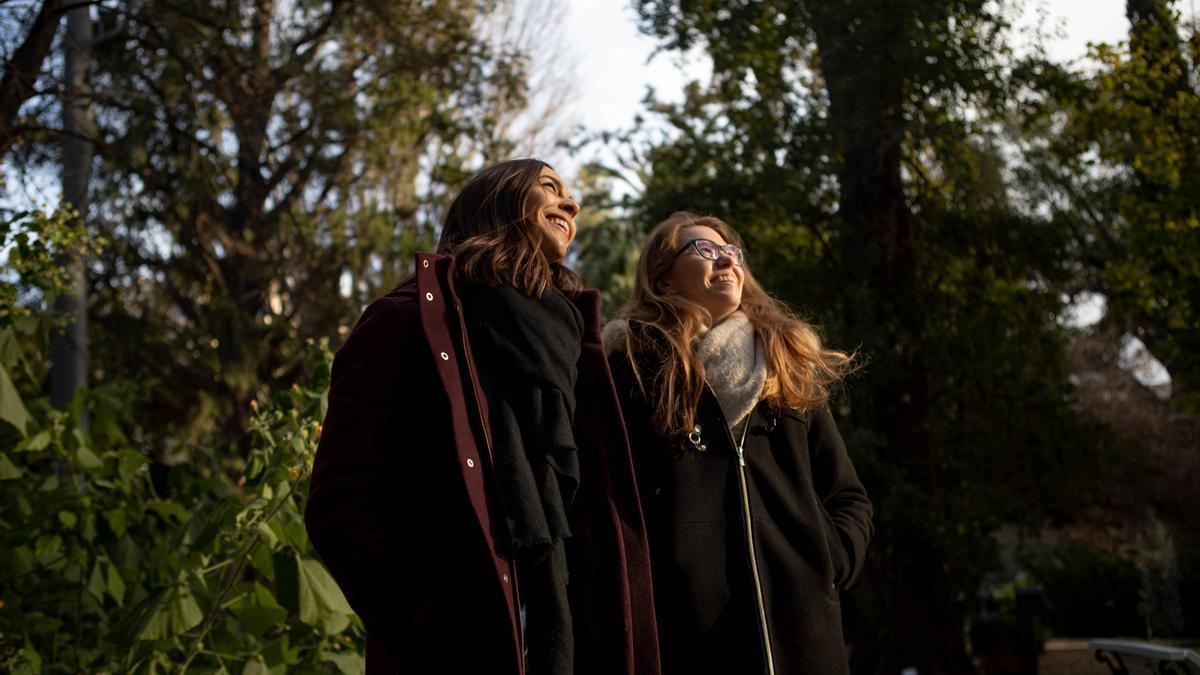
[1,207,363,673]
[1023,543,1142,638]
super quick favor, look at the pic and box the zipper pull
[735,444,746,467]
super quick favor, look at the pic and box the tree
[1065,0,1198,413]
[8,0,543,454]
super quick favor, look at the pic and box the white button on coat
[466,458,475,467]
[425,292,434,301]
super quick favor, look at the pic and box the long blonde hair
[614,212,853,438]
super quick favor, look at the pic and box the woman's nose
[561,197,580,217]
[714,253,734,268]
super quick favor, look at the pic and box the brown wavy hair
[406,158,581,295]
[613,211,853,438]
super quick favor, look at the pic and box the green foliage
[0,335,358,673]
[1065,5,1200,413]
[2,210,361,671]
[0,202,98,438]
[1024,543,1144,637]
[571,163,646,316]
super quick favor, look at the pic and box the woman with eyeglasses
[602,211,874,674]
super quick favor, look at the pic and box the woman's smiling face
[661,225,745,324]
[528,166,579,263]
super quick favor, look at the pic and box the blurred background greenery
[1,0,1197,673]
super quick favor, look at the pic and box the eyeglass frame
[671,238,747,266]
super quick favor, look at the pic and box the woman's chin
[542,244,568,263]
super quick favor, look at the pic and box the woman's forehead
[679,225,726,244]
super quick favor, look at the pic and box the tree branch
[0,0,66,156]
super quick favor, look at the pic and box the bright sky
[564,0,1133,141]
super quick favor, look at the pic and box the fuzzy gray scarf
[602,312,767,427]
[695,312,767,427]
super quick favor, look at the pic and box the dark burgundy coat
[304,253,660,674]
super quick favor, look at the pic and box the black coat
[608,345,873,675]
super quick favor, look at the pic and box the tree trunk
[812,5,972,673]
[51,2,92,421]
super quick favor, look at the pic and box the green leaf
[262,634,300,667]
[87,559,106,601]
[326,611,351,635]
[147,499,189,522]
[58,510,78,529]
[139,580,204,640]
[80,511,97,542]
[0,362,29,436]
[119,447,147,475]
[107,562,126,606]
[0,452,21,480]
[249,542,275,581]
[324,652,365,675]
[104,508,127,537]
[274,510,308,549]
[241,657,270,675]
[106,587,165,644]
[20,430,51,452]
[113,534,142,569]
[296,558,352,631]
[20,639,42,674]
[33,534,62,561]
[255,521,278,548]
[0,327,28,373]
[182,501,232,551]
[3,545,35,576]
[73,429,102,469]
[229,582,287,634]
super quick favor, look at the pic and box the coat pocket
[816,504,850,588]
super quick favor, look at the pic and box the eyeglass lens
[695,239,743,264]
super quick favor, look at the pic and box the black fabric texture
[459,283,584,675]
[606,321,874,675]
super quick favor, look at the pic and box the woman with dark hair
[305,159,659,675]
[603,212,873,675]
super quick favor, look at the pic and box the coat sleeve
[303,297,416,632]
[807,406,874,589]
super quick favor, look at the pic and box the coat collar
[413,251,604,343]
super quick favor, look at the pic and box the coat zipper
[710,383,776,675]
[457,305,527,675]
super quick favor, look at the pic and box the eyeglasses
[672,238,746,266]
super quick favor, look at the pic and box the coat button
[502,573,510,583]
[422,259,430,268]
[425,292,434,301]
[466,458,475,468]
[440,351,449,361]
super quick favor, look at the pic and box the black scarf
[459,283,583,675]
